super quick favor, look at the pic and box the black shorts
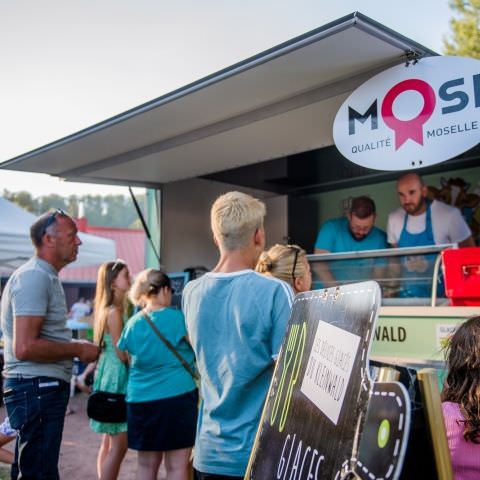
[194,471,243,480]
[127,389,198,451]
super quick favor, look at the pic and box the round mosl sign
[332,56,480,171]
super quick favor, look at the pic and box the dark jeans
[4,376,70,480]
[194,470,243,480]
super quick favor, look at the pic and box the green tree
[129,218,143,229]
[2,189,37,213]
[38,194,68,214]
[444,0,480,58]
[82,195,106,226]
[67,195,79,218]
[2,189,146,229]
[80,193,146,228]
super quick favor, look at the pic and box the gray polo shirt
[1,257,73,382]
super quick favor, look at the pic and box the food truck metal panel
[0,12,436,186]
[374,306,480,367]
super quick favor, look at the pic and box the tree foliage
[2,189,146,229]
[443,0,480,59]
[3,190,38,213]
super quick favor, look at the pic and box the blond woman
[91,260,131,480]
[256,244,312,294]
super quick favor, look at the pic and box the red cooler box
[442,247,480,306]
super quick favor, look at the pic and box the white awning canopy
[0,197,116,275]
[0,12,436,187]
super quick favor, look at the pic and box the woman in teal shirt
[118,269,197,480]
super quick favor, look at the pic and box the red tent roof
[60,219,146,283]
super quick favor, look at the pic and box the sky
[0,0,453,197]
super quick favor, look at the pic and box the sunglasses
[39,208,68,237]
[111,259,127,272]
[288,245,301,281]
[147,284,175,294]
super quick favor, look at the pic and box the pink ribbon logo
[381,79,436,150]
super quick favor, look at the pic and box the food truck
[1,12,479,370]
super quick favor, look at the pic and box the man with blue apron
[398,201,436,297]
[387,173,474,298]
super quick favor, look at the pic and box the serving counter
[373,305,478,368]
[308,245,480,369]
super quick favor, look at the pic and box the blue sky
[0,0,453,196]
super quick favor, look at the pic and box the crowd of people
[0,181,478,479]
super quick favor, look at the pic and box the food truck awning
[0,12,436,187]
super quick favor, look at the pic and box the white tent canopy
[0,197,116,274]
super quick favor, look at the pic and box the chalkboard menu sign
[246,281,410,480]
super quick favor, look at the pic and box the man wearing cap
[1,209,100,479]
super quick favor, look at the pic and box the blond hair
[255,244,307,286]
[93,260,128,344]
[128,268,171,306]
[211,191,266,251]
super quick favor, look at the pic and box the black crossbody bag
[87,390,127,423]
[86,324,127,423]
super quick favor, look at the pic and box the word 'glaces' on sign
[333,56,480,171]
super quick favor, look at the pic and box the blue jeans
[4,376,70,480]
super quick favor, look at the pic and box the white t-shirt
[69,301,90,322]
[387,200,472,246]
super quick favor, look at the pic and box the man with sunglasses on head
[0,209,100,480]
